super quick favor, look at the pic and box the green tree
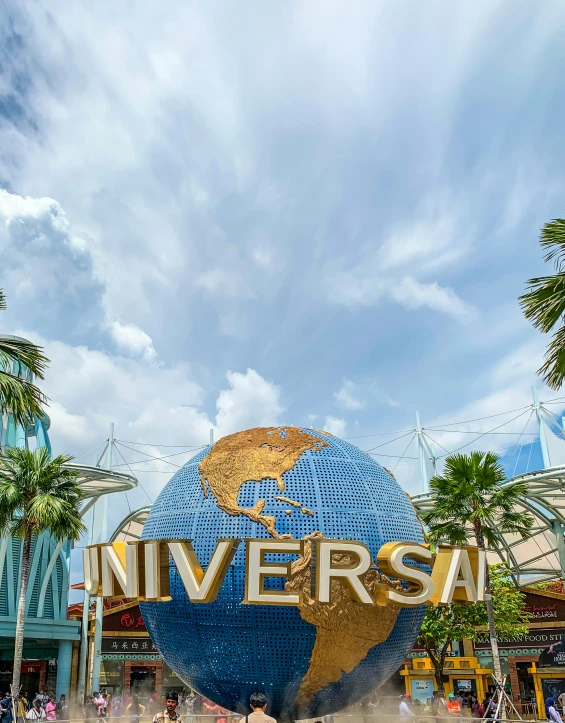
[418,566,531,693]
[420,451,534,684]
[0,289,49,429]
[0,447,85,696]
[520,216,565,389]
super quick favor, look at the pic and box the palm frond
[424,520,470,546]
[0,289,5,311]
[0,371,48,427]
[519,273,565,333]
[0,336,49,379]
[0,447,84,541]
[539,218,565,269]
[537,325,565,390]
[423,451,534,549]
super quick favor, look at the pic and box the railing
[24,715,546,723]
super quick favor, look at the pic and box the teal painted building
[0,396,79,696]
[0,337,78,696]
[0,336,137,698]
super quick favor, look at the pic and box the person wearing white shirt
[399,695,415,721]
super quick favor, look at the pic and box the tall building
[0,335,136,696]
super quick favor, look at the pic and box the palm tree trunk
[474,521,504,707]
[12,528,32,697]
[484,564,503,683]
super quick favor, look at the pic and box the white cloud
[323,416,347,437]
[324,192,477,322]
[0,189,101,321]
[0,188,161,363]
[215,368,285,436]
[108,320,158,363]
[391,277,476,322]
[14,331,291,503]
[334,378,365,410]
[329,273,475,322]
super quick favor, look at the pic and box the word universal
[84,539,487,608]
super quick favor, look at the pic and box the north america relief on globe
[140,427,426,720]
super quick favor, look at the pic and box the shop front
[401,656,493,705]
[93,602,186,700]
[0,640,63,695]
[473,587,565,715]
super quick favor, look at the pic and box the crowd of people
[83,690,233,723]
[399,690,515,720]
[0,690,69,723]
[0,688,233,723]
[16,686,565,723]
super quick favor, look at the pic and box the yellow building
[401,656,494,704]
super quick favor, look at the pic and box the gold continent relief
[198,427,402,708]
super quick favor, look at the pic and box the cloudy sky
[2,0,565,556]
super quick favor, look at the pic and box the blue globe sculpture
[140,427,425,720]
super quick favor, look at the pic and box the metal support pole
[416,412,436,492]
[77,501,96,703]
[553,520,565,582]
[209,428,214,446]
[532,387,551,468]
[90,423,113,695]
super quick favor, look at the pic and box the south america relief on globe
[140,427,426,720]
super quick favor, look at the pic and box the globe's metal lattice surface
[140,429,425,719]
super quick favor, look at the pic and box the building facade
[0,406,80,696]
[70,601,184,699]
[0,336,137,698]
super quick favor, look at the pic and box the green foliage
[420,451,534,548]
[418,566,530,686]
[0,447,85,542]
[520,217,565,389]
[420,566,530,648]
[0,290,50,427]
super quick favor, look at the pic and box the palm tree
[520,216,565,389]
[420,451,534,685]
[0,447,85,696]
[0,288,49,428]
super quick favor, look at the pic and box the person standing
[446,694,462,717]
[17,694,28,723]
[546,698,562,723]
[44,697,56,722]
[398,694,415,721]
[185,692,196,723]
[241,693,276,723]
[152,693,182,723]
[94,692,107,718]
[33,694,47,709]
[56,696,69,722]
[126,695,145,723]
[25,702,45,722]
[203,701,226,723]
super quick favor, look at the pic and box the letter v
[168,539,240,603]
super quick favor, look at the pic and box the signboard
[455,680,474,692]
[474,628,565,650]
[542,679,565,701]
[411,679,434,703]
[103,605,146,632]
[21,664,41,673]
[85,540,487,609]
[524,591,565,622]
[538,631,565,667]
[101,638,157,654]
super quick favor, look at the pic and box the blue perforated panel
[141,429,425,719]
